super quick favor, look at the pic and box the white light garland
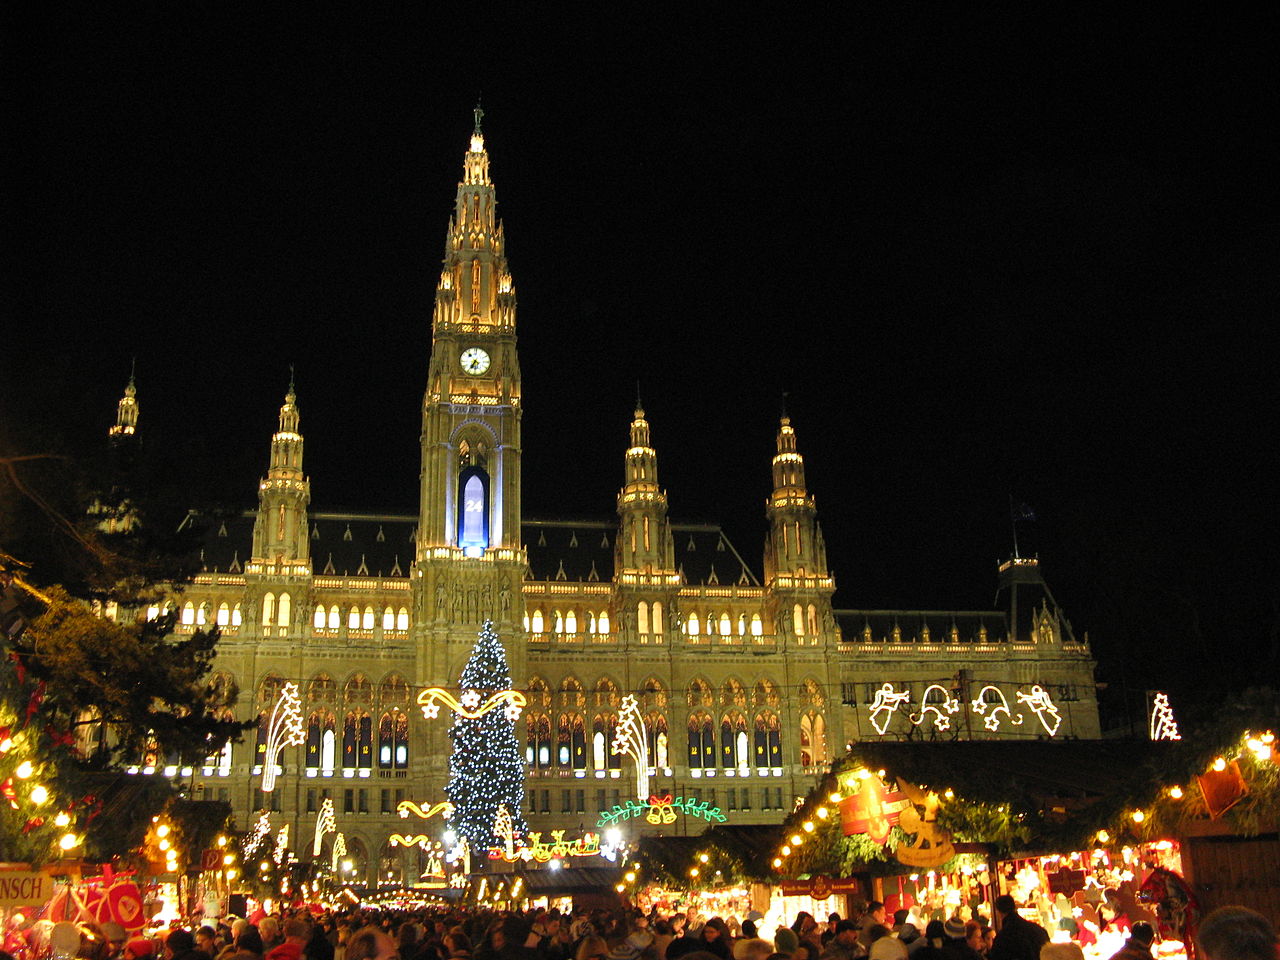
[970,685,1023,731]
[273,824,290,866]
[312,796,335,857]
[330,831,347,872]
[868,683,912,735]
[1016,685,1062,735]
[243,812,271,858]
[1149,692,1181,741]
[261,681,305,792]
[611,695,649,801]
[910,683,962,731]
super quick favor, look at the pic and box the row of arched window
[312,605,410,632]
[249,709,411,774]
[524,609,611,635]
[681,608,766,637]
[175,601,244,627]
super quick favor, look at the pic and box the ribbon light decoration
[396,799,454,820]
[417,686,526,721]
[261,681,305,792]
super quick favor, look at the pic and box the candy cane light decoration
[261,681,305,792]
[611,695,649,801]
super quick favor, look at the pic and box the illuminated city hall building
[111,119,1099,882]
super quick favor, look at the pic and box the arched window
[737,613,746,635]
[343,712,372,769]
[343,712,358,768]
[646,714,670,769]
[558,714,586,770]
[262,594,275,626]
[348,607,360,629]
[531,609,544,634]
[800,712,827,769]
[457,467,489,554]
[598,610,611,634]
[277,592,291,629]
[750,613,763,636]
[362,606,374,630]
[217,602,231,627]
[313,605,325,629]
[754,712,783,767]
[394,711,408,768]
[379,714,393,767]
[587,611,597,634]
[396,608,409,631]
[526,715,552,768]
[793,603,805,636]
[637,601,649,636]
[688,714,715,770]
[382,607,395,631]
[328,605,340,629]
[651,601,663,639]
[553,610,564,633]
[182,602,195,625]
[565,609,577,634]
[592,716,620,770]
[687,612,700,636]
[807,604,819,636]
[306,711,336,773]
[378,711,408,769]
[719,612,731,636]
[721,713,749,769]
[197,602,208,626]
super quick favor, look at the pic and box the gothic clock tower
[415,109,526,689]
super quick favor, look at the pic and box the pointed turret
[251,376,311,570]
[108,368,139,438]
[616,403,675,573]
[764,415,834,647]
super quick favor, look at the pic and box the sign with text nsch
[0,870,52,909]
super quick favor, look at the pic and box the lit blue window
[457,467,489,556]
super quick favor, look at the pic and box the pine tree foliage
[445,620,527,854]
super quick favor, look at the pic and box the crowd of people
[1,898,1273,960]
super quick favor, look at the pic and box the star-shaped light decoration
[984,714,1002,732]
[459,690,482,710]
[423,701,441,719]
[504,701,523,721]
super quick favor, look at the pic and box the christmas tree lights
[445,620,528,854]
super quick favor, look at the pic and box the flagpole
[1009,493,1020,559]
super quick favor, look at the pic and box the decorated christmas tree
[445,620,527,854]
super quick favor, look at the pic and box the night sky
[4,10,1277,706]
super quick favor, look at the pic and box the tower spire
[109,365,139,437]
[251,376,311,569]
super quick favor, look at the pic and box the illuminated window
[531,609,544,634]
[687,714,715,770]
[687,612,700,636]
[754,713,783,767]
[598,610,610,634]
[523,612,530,631]
[182,602,195,625]
[565,610,577,634]
[737,613,746,635]
[457,468,489,555]
[558,714,586,770]
[348,607,360,630]
[232,604,242,627]
[378,711,410,770]
[362,606,374,630]
[800,712,827,767]
[218,603,230,627]
[277,593,291,629]
[651,601,662,639]
[807,604,818,635]
[313,606,325,629]
[328,605,340,629]
[526,715,552,769]
[553,610,564,633]
[646,714,669,768]
[721,714,749,769]
[587,612,596,634]
[793,604,805,636]
[382,607,394,630]
[751,613,763,636]
[396,607,409,631]
[262,594,275,627]
[197,602,208,626]
[719,613,731,636]
[146,604,160,621]
[637,601,649,636]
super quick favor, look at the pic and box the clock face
[460,347,491,375]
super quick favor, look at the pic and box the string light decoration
[396,799,454,820]
[1015,685,1061,735]
[612,695,650,800]
[597,792,728,827]
[909,684,962,731]
[389,834,433,846]
[970,686,1023,732]
[261,681,305,792]
[1149,693,1181,741]
[868,683,912,735]
[490,828,602,862]
[330,831,347,872]
[242,812,271,858]
[312,797,335,856]
[417,686,526,721]
[445,620,528,853]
